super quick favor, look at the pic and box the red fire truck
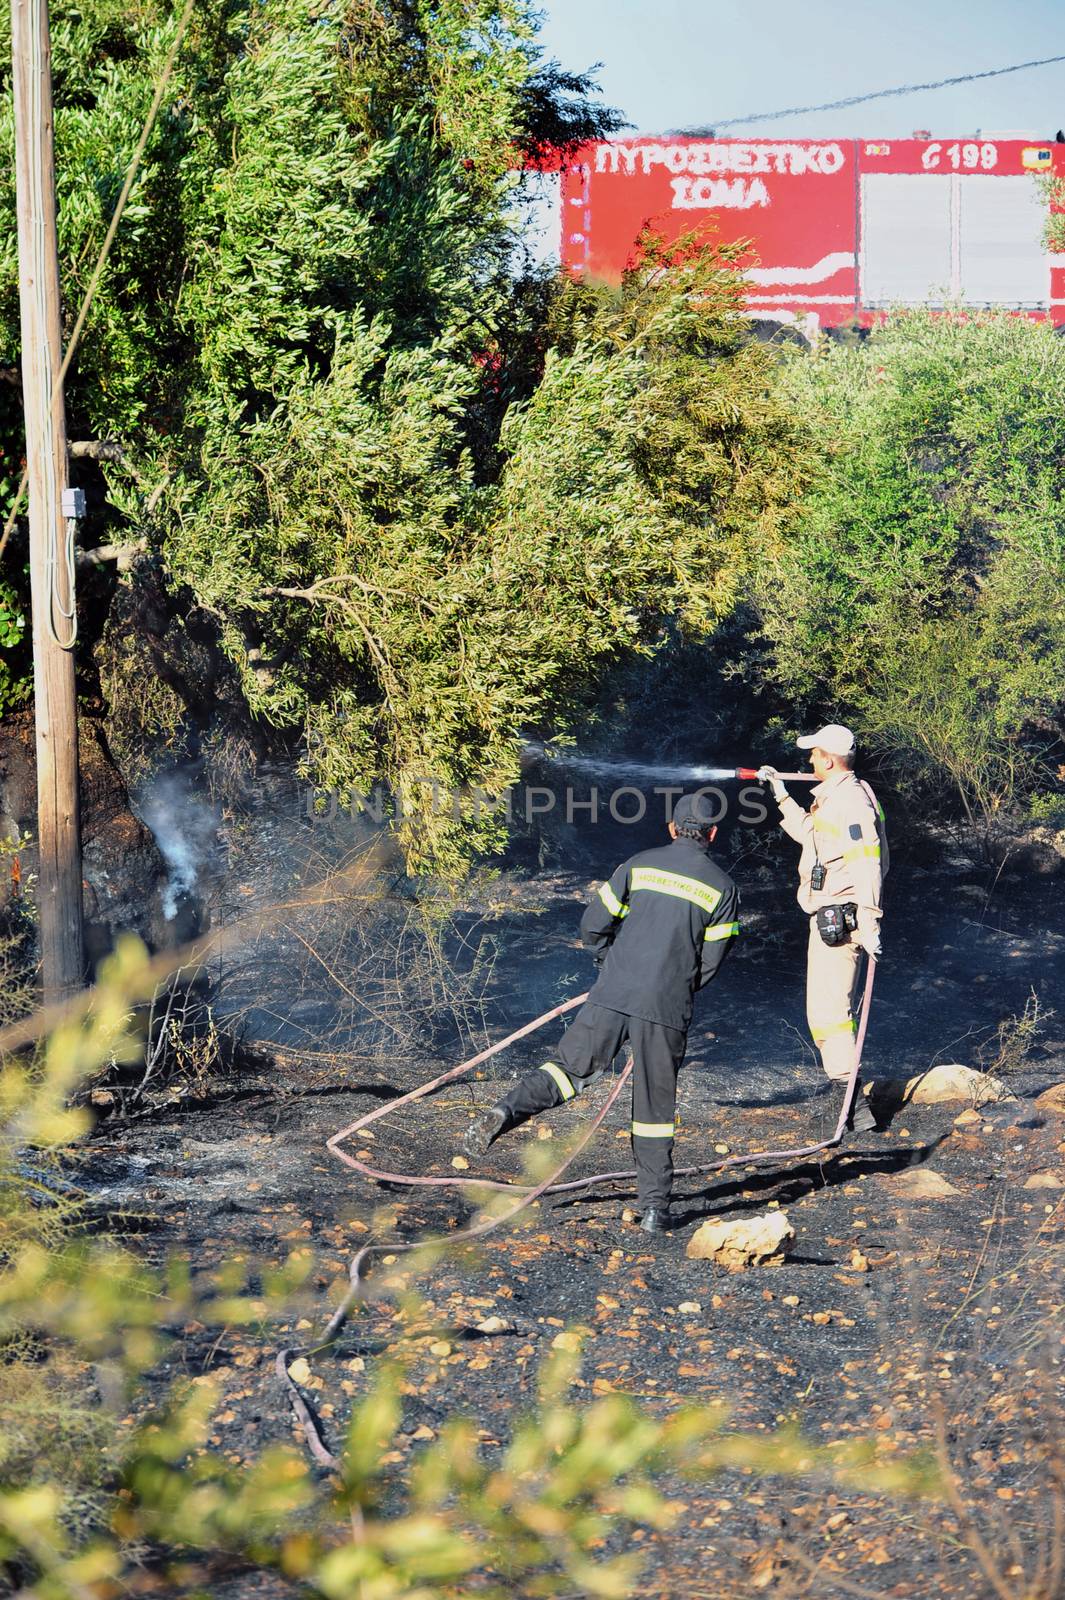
[539,136,1065,334]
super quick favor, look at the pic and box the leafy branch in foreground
[0,937,940,1598]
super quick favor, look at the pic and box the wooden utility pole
[11,0,84,1000]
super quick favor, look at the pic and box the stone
[1009,826,1065,877]
[883,1168,962,1200]
[686,1210,794,1271]
[1036,1083,1065,1116]
[954,1108,983,1128]
[1023,1170,1065,1190]
[901,1064,1014,1107]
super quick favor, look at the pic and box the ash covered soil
[70,804,1065,1599]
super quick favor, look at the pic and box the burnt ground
[66,813,1065,1600]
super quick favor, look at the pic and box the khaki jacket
[776,771,888,919]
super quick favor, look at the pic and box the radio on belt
[61,487,86,518]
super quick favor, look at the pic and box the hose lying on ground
[280,1054,633,1468]
[277,960,877,1466]
[327,958,877,1195]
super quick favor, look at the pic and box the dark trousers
[499,1001,688,1210]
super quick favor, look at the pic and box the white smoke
[135,768,220,921]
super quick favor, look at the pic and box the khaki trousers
[806,916,864,1082]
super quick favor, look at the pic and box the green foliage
[0,380,30,713]
[334,1,623,175]
[0,905,35,1034]
[0,0,802,873]
[0,579,23,649]
[757,311,1065,845]
[287,237,806,872]
[0,940,941,1597]
[0,572,29,714]
[3,0,1060,873]
[94,605,193,783]
[514,59,628,167]
[1040,174,1065,254]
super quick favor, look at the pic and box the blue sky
[534,0,1065,140]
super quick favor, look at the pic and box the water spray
[522,743,817,785]
[286,750,873,1460]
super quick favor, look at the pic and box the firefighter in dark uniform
[463,793,740,1233]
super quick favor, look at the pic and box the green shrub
[0,0,809,874]
[0,574,29,717]
[757,311,1065,850]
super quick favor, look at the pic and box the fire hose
[327,956,876,1198]
[284,964,876,1465]
[285,782,876,1461]
[733,769,817,783]
[325,762,846,1195]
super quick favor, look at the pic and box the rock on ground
[1036,1083,1065,1115]
[1023,1170,1065,1189]
[881,1168,962,1200]
[880,1063,1014,1107]
[1010,825,1065,876]
[685,1209,794,1270]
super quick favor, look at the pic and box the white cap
[796,723,855,756]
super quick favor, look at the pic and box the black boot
[464,1105,509,1157]
[637,1206,675,1234]
[845,1079,877,1134]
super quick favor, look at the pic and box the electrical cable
[682,52,1065,133]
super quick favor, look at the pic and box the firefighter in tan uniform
[759,724,887,1134]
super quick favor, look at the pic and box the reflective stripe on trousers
[809,1017,857,1042]
[538,1061,575,1101]
[806,917,864,1083]
[497,1002,688,1210]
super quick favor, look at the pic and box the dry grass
[741,1198,1065,1600]
[0,899,36,1031]
[976,989,1050,1087]
[0,1358,109,1507]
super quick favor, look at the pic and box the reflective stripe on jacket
[579,837,740,1031]
[777,771,888,919]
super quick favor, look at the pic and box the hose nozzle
[735,765,818,783]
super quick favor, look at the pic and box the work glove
[756,765,788,803]
[855,908,882,960]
